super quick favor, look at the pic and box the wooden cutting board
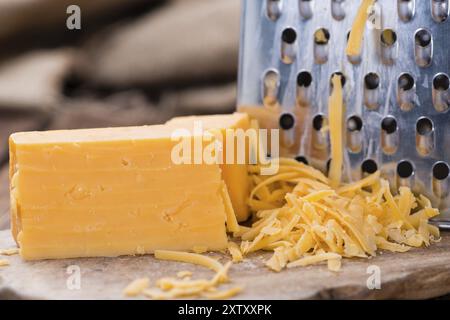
[1,229,450,300]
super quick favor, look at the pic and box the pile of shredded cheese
[240,159,440,272]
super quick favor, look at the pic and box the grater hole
[312,114,328,149]
[262,69,280,107]
[364,73,380,109]
[381,116,399,154]
[432,161,449,198]
[263,69,280,88]
[433,162,450,180]
[431,0,449,23]
[330,72,346,87]
[314,28,330,64]
[346,30,361,64]
[416,117,434,136]
[398,73,415,91]
[432,73,450,112]
[313,114,325,131]
[281,27,297,64]
[297,71,313,107]
[381,29,397,46]
[295,156,309,165]
[364,73,380,90]
[398,0,415,22]
[347,115,363,153]
[381,116,397,134]
[398,73,415,111]
[414,28,433,67]
[416,117,435,156]
[279,113,296,130]
[381,29,398,65]
[314,28,330,45]
[347,115,363,132]
[299,0,314,20]
[433,73,450,91]
[397,160,414,178]
[362,159,378,174]
[282,28,297,44]
[266,0,282,21]
[297,71,313,87]
[331,0,346,21]
[415,29,432,47]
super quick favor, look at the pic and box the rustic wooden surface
[1,230,450,300]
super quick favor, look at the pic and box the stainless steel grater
[237,0,450,227]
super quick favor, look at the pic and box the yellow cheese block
[166,112,251,222]
[9,125,229,260]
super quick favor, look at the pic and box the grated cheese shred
[176,270,193,278]
[202,286,243,300]
[0,259,10,267]
[221,182,241,233]
[328,74,344,188]
[154,250,223,274]
[0,248,19,256]
[123,278,150,297]
[227,241,243,263]
[346,0,375,57]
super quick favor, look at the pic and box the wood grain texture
[0,230,449,300]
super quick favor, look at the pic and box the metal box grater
[237,0,450,227]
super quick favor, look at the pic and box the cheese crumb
[0,248,19,256]
[0,259,10,267]
[202,286,243,299]
[123,278,150,297]
[176,271,193,278]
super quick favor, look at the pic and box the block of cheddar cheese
[166,112,251,222]
[9,125,230,260]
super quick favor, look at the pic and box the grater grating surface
[237,0,450,226]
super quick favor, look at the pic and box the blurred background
[0,0,240,230]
